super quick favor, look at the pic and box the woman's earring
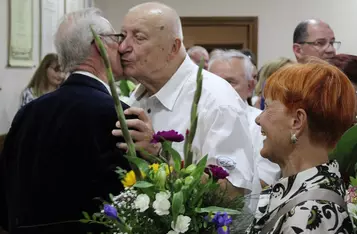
[291,133,298,144]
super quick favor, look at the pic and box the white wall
[96,0,357,66]
[0,0,90,134]
[1,0,356,133]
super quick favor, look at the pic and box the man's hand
[112,107,161,156]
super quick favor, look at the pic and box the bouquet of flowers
[80,26,248,234]
[347,176,357,231]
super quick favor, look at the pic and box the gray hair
[54,8,114,73]
[187,46,208,56]
[208,49,253,80]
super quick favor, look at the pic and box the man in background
[187,45,209,69]
[293,19,340,63]
[208,49,281,187]
[0,8,130,233]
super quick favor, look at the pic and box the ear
[170,38,182,57]
[293,43,303,61]
[291,108,308,137]
[247,79,255,94]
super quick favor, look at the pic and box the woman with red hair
[246,63,355,233]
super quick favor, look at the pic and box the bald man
[187,46,209,69]
[113,2,260,203]
[293,19,341,62]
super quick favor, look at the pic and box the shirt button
[147,108,151,113]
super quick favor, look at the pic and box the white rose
[153,191,171,216]
[171,215,191,233]
[133,194,150,212]
[156,191,171,200]
[167,231,178,234]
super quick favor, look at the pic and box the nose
[325,42,336,54]
[119,37,132,54]
[255,113,261,126]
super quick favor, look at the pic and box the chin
[123,68,138,77]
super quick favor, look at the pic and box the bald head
[119,2,186,92]
[187,46,209,69]
[293,19,337,62]
[293,19,331,43]
[127,2,183,40]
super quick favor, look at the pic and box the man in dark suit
[0,8,131,233]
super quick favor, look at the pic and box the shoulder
[278,200,352,233]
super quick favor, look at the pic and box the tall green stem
[90,26,141,179]
[183,58,204,167]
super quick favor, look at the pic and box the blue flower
[217,225,230,234]
[212,212,232,227]
[104,204,118,219]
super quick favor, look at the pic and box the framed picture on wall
[40,0,64,60]
[8,0,34,67]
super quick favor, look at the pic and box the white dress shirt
[246,104,281,185]
[128,55,259,192]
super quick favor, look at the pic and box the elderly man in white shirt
[208,49,281,187]
[112,2,260,199]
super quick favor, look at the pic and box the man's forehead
[307,23,335,40]
[122,10,165,32]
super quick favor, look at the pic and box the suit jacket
[0,74,131,233]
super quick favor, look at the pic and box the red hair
[264,63,355,148]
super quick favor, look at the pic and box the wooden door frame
[181,17,258,63]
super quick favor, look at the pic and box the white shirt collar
[72,71,111,95]
[131,55,195,111]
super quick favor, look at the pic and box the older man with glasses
[292,19,341,63]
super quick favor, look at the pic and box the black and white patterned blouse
[20,87,36,108]
[246,160,353,234]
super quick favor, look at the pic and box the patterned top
[246,160,353,234]
[20,87,36,108]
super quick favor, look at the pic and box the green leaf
[172,191,184,225]
[79,219,90,223]
[350,176,357,187]
[195,206,241,215]
[134,181,154,188]
[82,211,90,220]
[125,156,149,174]
[329,125,357,177]
[119,80,131,97]
[190,155,208,179]
[162,141,182,172]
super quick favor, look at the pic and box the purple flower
[104,204,118,219]
[204,165,229,180]
[211,212,232,227]
[217,225,230,234]
[151,130,184,143]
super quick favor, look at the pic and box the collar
[268,160,342,212]
[72,71,111,95]
[131,55,195,111]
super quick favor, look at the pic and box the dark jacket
[0,73,131,233]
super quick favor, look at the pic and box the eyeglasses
[91,33,124,44]
[298,39,341,50]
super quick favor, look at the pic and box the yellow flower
[165,165,173,175]
[150,163,173,175]
[121,170,137,188]
[150,163,160,173]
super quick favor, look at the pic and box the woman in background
[20,53,65,108]
[253,58,294,110]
